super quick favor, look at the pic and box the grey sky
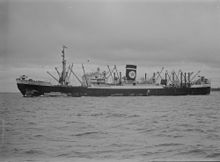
[1,0,220,92]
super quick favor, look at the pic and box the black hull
[17,84,86,97]
[86,87,211,96]
[17,83,211,97]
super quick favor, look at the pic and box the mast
[82,64,88,87]
[46,46,71,85]
[60,45,67,85]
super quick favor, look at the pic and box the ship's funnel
[126,65,137,81]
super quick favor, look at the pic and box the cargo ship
[16,46,211,97]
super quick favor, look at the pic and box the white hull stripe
[88,86,164,89]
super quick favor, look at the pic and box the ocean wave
[72,131,104,137]
[184,128,206,133]
[127,114,140,118]
[90,113,104,117]
[24,149,45,155]
[66,121,85,124]
[2,93,220,161]
[106,113,127,118]
[34,134,44,138]
[175,148,206,157]
[154,143,183,147]
[206,152,220,159]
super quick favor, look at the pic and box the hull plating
[17,83,211,97]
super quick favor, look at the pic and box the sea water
[0,92,220,161]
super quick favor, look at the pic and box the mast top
[61,45,68,61]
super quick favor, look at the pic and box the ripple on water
[1,92,220,161]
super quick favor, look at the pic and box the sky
[1,0,220,92]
